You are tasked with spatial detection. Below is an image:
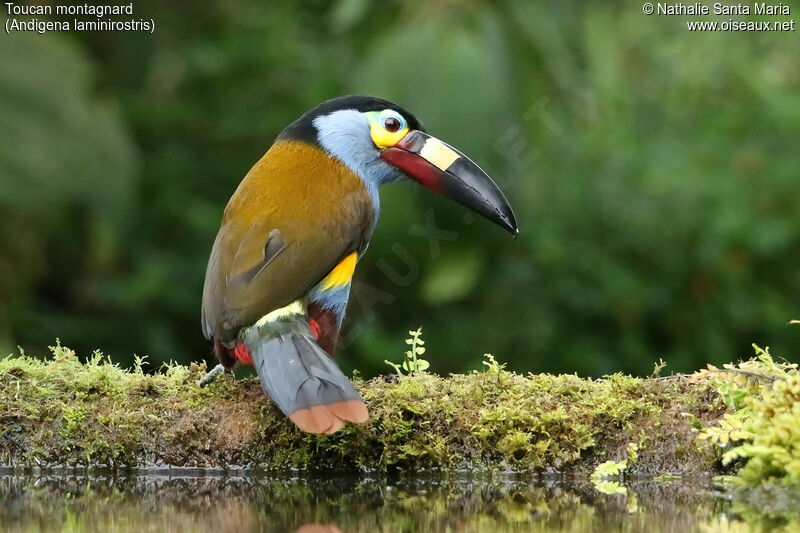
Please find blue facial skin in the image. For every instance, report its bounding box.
[313,109,407,213]
[309,109,410,318]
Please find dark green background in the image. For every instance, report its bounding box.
[2,1,799,377]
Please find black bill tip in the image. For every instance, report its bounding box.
[382,130,520,237]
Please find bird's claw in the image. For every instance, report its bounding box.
[198,364,230,387]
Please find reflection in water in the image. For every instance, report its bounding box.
[0,470,772,532]
[296,526,343,533]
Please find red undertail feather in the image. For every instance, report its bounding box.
[309,319,321,341]
[225,319,319,369]
[233,342,253,365]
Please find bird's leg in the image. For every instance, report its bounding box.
[198,363,231,387]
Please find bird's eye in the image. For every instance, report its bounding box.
[384,117,401,132]
[369,110,407,149]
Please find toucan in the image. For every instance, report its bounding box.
[201,96,518,434]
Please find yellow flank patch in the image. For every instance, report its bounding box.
[321,252,358,290]
[256,300,307,325]
[419,137,460,171]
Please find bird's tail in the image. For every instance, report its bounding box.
[240,303,368,434]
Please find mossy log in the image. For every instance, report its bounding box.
[0,345,727,474]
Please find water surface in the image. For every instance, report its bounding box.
[0,470,765,532]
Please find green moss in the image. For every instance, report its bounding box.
[1,344,729,474]
[697,345,800,488]
[735,375,800,485]
[0,341,238,468]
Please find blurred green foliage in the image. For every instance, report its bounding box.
[1,1,798,376]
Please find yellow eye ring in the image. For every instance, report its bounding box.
[368,110,409,149]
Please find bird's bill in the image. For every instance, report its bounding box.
[380,130,518,235]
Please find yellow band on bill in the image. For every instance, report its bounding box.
[419,137,460,171]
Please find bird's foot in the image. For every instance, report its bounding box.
[198,363,231,388]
